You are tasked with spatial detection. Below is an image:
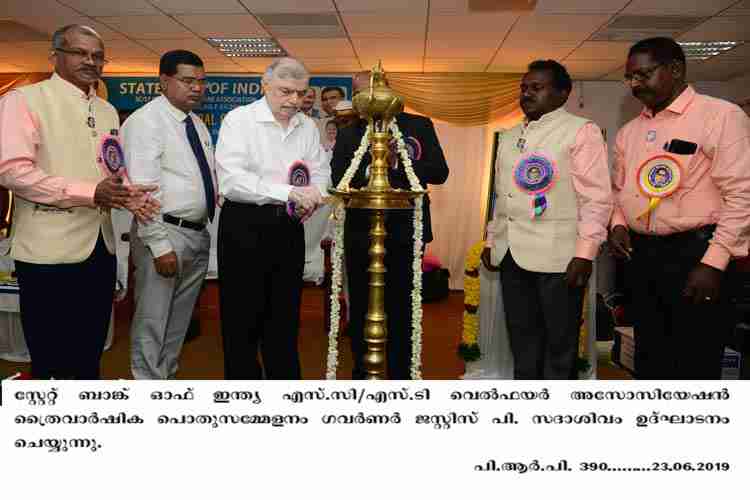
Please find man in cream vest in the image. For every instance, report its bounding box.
[0,25,158,379]
[482,60,613,379]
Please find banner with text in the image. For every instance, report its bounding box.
[104,76,353,143]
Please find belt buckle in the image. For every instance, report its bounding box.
[177,218,184,228]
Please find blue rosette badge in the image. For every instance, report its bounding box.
[97,133,128,180]
[513,153,557,218]
[286,160,311,221]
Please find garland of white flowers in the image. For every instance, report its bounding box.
[325,119,425,380]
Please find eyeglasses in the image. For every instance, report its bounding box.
[55,47,108,65]
[277,87,307,98]
[622,63,664,86]
[171,76,208,88]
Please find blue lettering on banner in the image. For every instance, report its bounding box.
[104,76,353,144]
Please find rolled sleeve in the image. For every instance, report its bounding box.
[569,122,614,260]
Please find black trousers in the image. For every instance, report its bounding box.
[217,201,304,380]
[345,219,416,380]
[627,227,727,379]
[499,251,585,380]
[14,232,115,379]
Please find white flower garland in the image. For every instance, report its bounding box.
[325,119,425,380]
[389,121,425,380]
[325,127,371,379]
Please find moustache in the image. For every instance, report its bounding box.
[521,98,534,105]
[632,89,651,99]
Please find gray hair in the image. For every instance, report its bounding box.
[51,24,102,51]
[262,57,309,84]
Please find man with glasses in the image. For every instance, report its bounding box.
[215,57,328,379]
[121,50,215,379]
[609,37,750,379]
[0,24,158,379]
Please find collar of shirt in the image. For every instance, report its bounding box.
[51,72,96,100]
[639,85,696,119]
[255,96,303,130]
[523,105,567,130]
[157,95,191,124]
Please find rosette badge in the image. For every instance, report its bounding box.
[97,132,127,178]
[636,155,683,222]
[286,160,311,220]
[514,153,557,218]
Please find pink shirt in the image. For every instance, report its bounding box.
[612,86,750,270]
[486,120,614,261]
[0,85,97,208]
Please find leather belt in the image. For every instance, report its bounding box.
[163,213,205,231]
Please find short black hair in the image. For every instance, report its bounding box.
[321,86,345,98]
[527,60,572,94]
[628,37,686,65]
[159,50,204,76]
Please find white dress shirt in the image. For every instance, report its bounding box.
[215,96,329,205]
[122,95,216,258]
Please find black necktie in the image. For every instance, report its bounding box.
[184,116,215,222]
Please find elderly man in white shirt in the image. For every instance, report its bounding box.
[122,50,216,379]
[215,57,327,380]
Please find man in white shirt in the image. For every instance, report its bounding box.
[215,57,328,379]
[122,50,216,379]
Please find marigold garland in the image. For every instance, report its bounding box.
[458,240,485,362]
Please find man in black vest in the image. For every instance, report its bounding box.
[331,71,449,379]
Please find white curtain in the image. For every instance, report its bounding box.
[428,122,488,290]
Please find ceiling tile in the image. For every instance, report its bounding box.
[149,0,248,14]
[137,38,225,59]
[93,16,195,39]
[428,12,518,38]
[174,15,268,37]
[679,17,750,42]
[720,1,750,16]
[104,39,158,60]
[335,0,427,13]
[506,14,612,42]
[425,38,498,59]
[535,0,629,14]
[57,0,159,16]
[623,0,736,16]
[342,14,427,39]
[566,41,631,61]
[359,58,423,72]
[0,0,78,17]
[278,38,356,58]
[429,0,469,13]
[11,16,126,40]
[563,59,623,78]
[238,0,335,13]
[303,57,361,72]
[351,37,424,56]
[233,57,277,72]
